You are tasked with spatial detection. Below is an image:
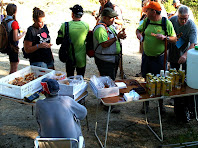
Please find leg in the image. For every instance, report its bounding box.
[76,66,86,77]
[66,62,75,77]
[10,62,18,74]
[8,51,19,74]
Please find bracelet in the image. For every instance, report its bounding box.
[36,44,39,49]
[115,35,118,40]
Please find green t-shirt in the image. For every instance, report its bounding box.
[94,25,121,54]
[58,21,89,67]
[138,18,176,56]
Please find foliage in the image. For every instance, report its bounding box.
[163,0,175,13]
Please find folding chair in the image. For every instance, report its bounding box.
[34,136,84,148]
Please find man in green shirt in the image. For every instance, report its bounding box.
[93,8,126,81]
[56,4,89,77]
[136,1,177,113]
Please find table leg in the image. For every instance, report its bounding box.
[83,99,89,131]
[194,95,198,121]
[32,106,34,115]
[144,100,163,142]
[95,99,111,148]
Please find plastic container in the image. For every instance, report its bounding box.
[0,66,55,99]
[58,75,85,96]
[89,76,119,98]
[187,46,198,89]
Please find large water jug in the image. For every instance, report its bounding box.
[187,46,198,89]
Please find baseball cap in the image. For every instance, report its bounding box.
[70,4,83,15]
[41,78,60,96]
[101,7,118,18]
[173,0,180,4]
[143,1,162,12]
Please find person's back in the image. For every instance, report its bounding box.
[36,96,87,139]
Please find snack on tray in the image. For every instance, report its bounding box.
[56,73,62,76]
[9,73,37,86]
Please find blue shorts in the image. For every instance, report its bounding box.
[30,61,54,69]
[141,52,165,78]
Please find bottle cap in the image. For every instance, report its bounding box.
[195,45,198,50]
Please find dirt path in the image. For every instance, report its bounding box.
[1,1,198,148]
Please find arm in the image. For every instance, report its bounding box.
[101,28,126,48]
[178,43,195,64]
[136,29,143,41]
[13,30,26,42]
[154,34,177,43]
[24,40,52,53]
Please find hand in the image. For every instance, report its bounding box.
[154,34,166,41]
[117,29,127,39]
[38,42,52,49]
[178,54,187,64]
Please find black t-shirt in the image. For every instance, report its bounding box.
[24,25,53,63]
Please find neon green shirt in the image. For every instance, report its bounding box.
[138,18,176,56]
[94,25,121,54]
[58,21,89,67]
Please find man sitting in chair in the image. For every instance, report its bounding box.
[35,78,87,146]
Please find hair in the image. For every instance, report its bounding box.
[178,5,189,15]
[73,13,82,18]
[33,7,45,21]
[104,2,114,9]
[6,4,17,19]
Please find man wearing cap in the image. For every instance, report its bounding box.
[136,1,177,113]
[36,78,87,146]
[170,0,194,21]
[56,4,89,77]
[93,7,126,81]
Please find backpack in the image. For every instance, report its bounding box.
[86,23,108,58]
[142,17,168,41]
[58,22,76,65]
[0,19,14,53]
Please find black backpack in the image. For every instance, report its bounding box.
[142,17,168,40]
[58,22,76,65]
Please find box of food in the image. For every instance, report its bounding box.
[89,76,119,98]
[0,66,55,99]
[53,71,66,80]
[58,75,86,96]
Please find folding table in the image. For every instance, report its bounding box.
[94,79,198,148]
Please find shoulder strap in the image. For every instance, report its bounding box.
[144,17,167,36]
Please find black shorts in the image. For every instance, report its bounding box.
[8,50,19,63]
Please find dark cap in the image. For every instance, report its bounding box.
[41,78,60,96]
[101,8,118,18]
[70,4,83,15]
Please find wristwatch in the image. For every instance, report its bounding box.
[166,36,170,41]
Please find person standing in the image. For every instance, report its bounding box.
[168,5,197,122]
[4,3,26,73]
[136,1,177,113]
[24,7,54,69]
[56,4,89,77]
[36,78,87,147]
[168,5,197,70]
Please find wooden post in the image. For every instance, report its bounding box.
[164,38,168,71]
